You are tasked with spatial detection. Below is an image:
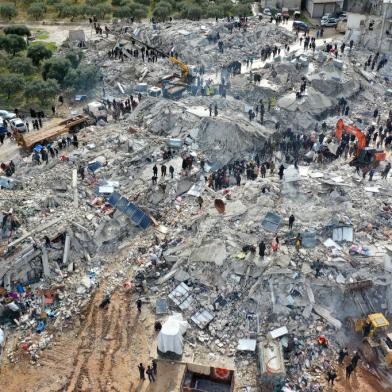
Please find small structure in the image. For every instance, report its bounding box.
[157,313,188,358]
[261,212,282,232]
[305,0,342,18]
[332,224,354,242]
[68,30,87,48]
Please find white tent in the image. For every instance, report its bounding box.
[157,313,188,355]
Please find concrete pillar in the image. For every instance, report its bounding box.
[62,234,71,265]
[72,169,78,208]
[41,247,51,277]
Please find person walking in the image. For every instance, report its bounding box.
[146,365,155,382]
[351,352,360,370]
[346,362,354,379]
[338,347,349,364]
[138,363,145,380]
[136,299,142,312]
[152,359,157,376]
[326,369,337,386]
[288,214,295,230]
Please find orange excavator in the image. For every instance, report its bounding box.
[335,119,386,167]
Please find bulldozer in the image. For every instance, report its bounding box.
[349,312,392,366]
[335,119,386,168]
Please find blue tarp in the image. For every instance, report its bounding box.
[33,144,44,152]
[88,161,103,173]
[106,191,152,230]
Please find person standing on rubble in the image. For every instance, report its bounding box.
[270,161,275,175]
[197,196,203,209]
[214,103,218,117]
[295,233,302,252]
[312,259,323,277]
[161,164,167,177]
[258,241,266,258]
[209,104,212,116]
[381,162,391,179]
[288,214,295,230]
[278,164,285,180]
[260,164,266,178]
[272,236,279,252]
[136,299,142,312]
[153,164,158,177]
[169,165,174,179]
[78,165,85,180]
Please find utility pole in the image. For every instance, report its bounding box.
[378,0,392,52]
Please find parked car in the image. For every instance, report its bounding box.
[282,8,289,18]
[0,110,16,120]
[321,14,331,21]
[293,21,310,31]
[10,118,27,133]
[321,17,337,27]
[263,8,272,16]
[293,11,301,19]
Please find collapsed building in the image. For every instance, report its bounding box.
[0,14,392,392]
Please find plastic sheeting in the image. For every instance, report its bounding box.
[0,328,4,346]
[157,313,189,355]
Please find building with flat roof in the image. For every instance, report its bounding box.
[306,0,343,17]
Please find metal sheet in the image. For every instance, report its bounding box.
[261,212,282,232]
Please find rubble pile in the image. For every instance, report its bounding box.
[0,14,391,392]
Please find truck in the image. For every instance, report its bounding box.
[83,101,107,121]
[14,114,95,150]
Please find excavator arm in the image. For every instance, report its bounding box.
[168,56,189,80]
[336,118,366,156]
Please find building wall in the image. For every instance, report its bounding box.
[264,0,301,9]
[306,0,315,16]
[306,1,338,17]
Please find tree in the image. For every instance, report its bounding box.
[113,5,132,18]
[64,65,100,91]
[27,44,53,66]
[42,57,72,87]
[0,3,18,20]
[0,51,9,69]
[111,0,125,5]
[65,50,83,68]
[153,2,172,20]
[0,73,25,99]
[85,0,106,5]
[128,2,148,20]
[234,3,251,16]
[0,34,27,56]
[62,4,85,18]
[183,4,202,20]
[28,2,47,20]
[95,3,112,18]
[134,0,150,5]
[25,79,59,105]
[54,2,69,17]
[4,25,31,37]
[206,5,224,18]
[9,57,34,75]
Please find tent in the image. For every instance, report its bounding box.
[157,313,188,356]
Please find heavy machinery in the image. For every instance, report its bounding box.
[15,114,95,150]
[121,32,190,82]
[346,280,392,366]
[336,119,386,167]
